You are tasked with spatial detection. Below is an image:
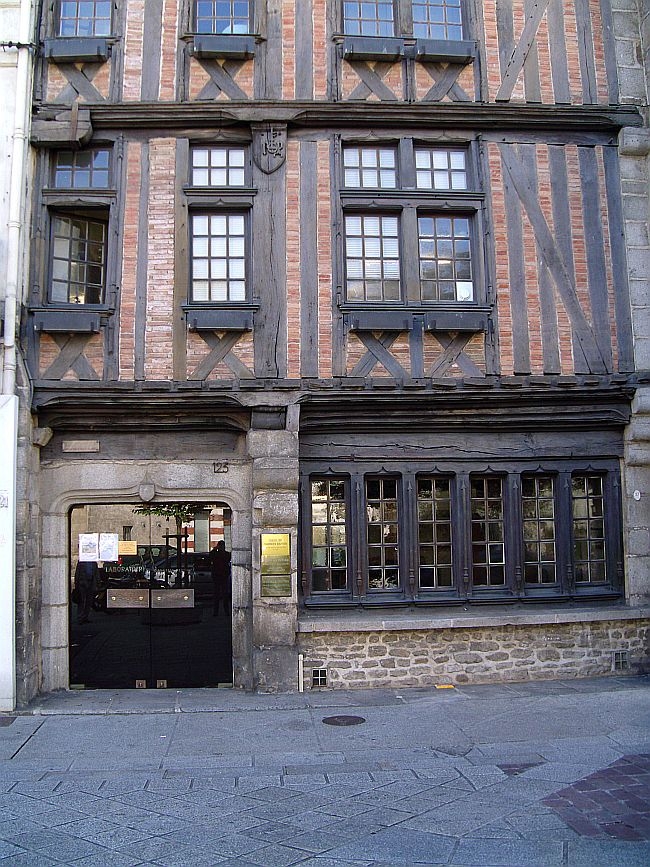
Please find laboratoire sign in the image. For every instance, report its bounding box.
[260,532,291,597]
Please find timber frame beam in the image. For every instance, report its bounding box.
[40,102,643,135]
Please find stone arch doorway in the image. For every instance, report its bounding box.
[68,501,234,689]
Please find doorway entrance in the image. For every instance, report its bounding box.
[68,503,233,689]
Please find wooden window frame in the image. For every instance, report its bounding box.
[339,0,474,63]
[308,477,351,595]
[193,0,254,35]
[52,148,112,190]
[183,143,259,328]
[56,0,112,37]
[41,148,116,310]
[48,211,108,306]
[301,462,623,608]
[189,210,250,305]
[338,138,486,321]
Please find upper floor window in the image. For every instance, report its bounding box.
[53,149,111,190]
[343,146,397,189]
[415,148,467,191]
[187,144,252,306]
[191,213,247,302]
[191,146,247,187]
[195,0,252,34]
[343,0,464,40]
[345,214,400,301]
[50,214,107,304]
[58,1,112,37]
[340,141,479,305]
[413,0,463,40]
[343,1,395,37]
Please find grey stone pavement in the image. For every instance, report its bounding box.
[1,676,650,866]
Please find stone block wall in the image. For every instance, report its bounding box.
[14,368,41,705]
[299,619,650,690]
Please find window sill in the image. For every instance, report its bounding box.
[298,602,644,633]
[43,37,111,63]
[413,38,476,63]
[340,306,490,333]
[31,306,110,333]
[191,34,257,59]
[183,304,257,331]
[341,35,405,61]
[339,35,475,63]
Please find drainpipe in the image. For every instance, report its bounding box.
[0,0,35,712]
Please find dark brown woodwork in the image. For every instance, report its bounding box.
[419,62,472,102]
[51,62,107,104]
[41,334,101,381]
[189,331,254,382]
[345,60,400,101]
[195,58,250,101]
[75,102,642,133]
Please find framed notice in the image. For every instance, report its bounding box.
[260,533,291,596]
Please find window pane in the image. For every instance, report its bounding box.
[54,149,111,189]
[412,0,464,40]
[415,148,467,190]
[345,214,401,302]
[418,214,474,301]
[522,476,557,586]
[50,214,106,304]
[418,476,453,590]
[471,477,505,586]
[59,0,112,36]
[572,475,607,584]
[342,146,397,189]
[191,213,247,302]
[195,0,251,33]
[365,478,399,590]
[191,147,247,186]
[344,0,395,36]
[310,479,349,592]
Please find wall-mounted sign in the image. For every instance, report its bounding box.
[118,540,138,555]
[260,533,291,596]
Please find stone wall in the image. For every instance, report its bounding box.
[299,618,650,690]
[616,0,650,607]
[15,366,42,705]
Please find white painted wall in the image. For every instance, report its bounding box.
[0,0,36,710]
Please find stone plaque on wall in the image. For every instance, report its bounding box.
[261,533,291,596]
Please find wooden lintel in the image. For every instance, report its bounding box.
[41,101,643,135]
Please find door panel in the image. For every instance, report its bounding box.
[69,504,233,689]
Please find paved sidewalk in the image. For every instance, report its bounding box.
[1,677,650,866]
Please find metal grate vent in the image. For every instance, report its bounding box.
[612,650,629,672]
[312,668,328,687]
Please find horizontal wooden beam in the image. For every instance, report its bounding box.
[31,101,642,137]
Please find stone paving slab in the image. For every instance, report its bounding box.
[0,676,650,864]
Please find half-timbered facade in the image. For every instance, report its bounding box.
[13,0,650,700]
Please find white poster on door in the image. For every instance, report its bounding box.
[78,533,99,561]
[99,533,119,562]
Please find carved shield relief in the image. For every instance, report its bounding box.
[252,124,287,174]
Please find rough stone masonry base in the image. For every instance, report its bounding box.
[298,610,650,690]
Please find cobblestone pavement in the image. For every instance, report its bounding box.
[1,676,650,865]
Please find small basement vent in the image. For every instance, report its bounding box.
[312,668,328,687]
[612,650,629,672]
